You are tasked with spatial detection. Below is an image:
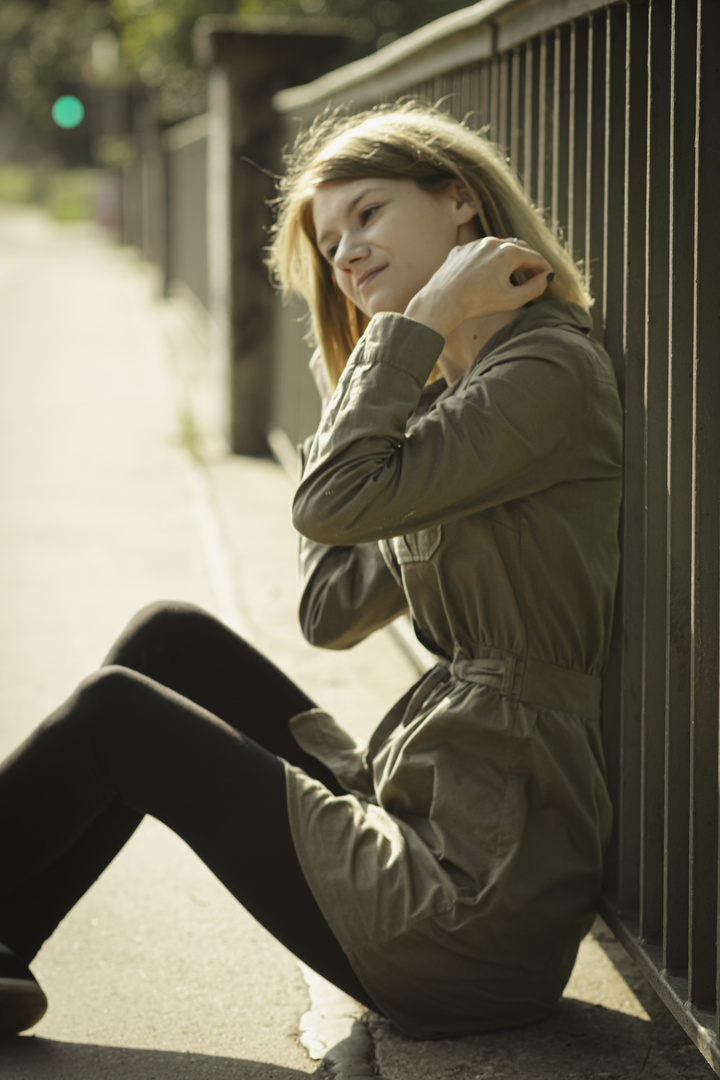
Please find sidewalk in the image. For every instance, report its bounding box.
[0,206,324,1080]
[0,206,713,1080]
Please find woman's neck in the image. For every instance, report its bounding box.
[437,310,519,385]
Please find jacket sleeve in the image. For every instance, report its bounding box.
[292,312,598,546]
[298,534,408,649]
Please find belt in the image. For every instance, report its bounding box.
[449,651,602,720]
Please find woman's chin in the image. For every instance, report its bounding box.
[363,298,407,318]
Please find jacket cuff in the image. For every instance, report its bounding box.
[360,313,445,387]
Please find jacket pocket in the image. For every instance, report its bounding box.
[391,525,443,564]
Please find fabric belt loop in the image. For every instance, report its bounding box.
[501,655,517,697]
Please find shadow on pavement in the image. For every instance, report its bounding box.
[368,995,714,1079]
[0,1036,322,1079]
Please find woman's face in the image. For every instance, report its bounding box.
[312,177,478,318]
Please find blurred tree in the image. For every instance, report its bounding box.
[0,0,471,160]
[0,1,135,162]
[108,0,471,120]
[110,0,237,121]
[0,0,92,158]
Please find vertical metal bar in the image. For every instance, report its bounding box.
[600,11,635,920]
[498,50,511,157]
[591,9,626,905]
[689,0,720,1012]
[603,6,626,369]
[432,76,440,106]
[510,46,525,184]
[488,54,501,143]
[586,12,607,340]
[536,32,554,221]
[455,68,466,110]
[479,60,492,133]
[566,24,577,261]
[434,72,454,109]
[569,20,589,272]
[543,34,555,225]
[537,32,548,214]
[589,14,621,902]
[524,38,538,201]
[536,33,547,213]
[553,25,571,242]
[664,0,695,978]
[467,62,482,129]
[639,0,671,945]
[460,64,474,119]
[411,80,433,105]
[449,69,464,119]
[607,2,641,920]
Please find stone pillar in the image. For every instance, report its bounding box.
[195,18,348,455]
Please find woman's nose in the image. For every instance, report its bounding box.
[334,233,367,269]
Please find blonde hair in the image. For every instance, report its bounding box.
[268,101,590,389]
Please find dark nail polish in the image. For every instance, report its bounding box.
[547,271,555,283]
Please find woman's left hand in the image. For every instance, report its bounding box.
[404,237,553,339]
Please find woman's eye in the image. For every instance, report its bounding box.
[325,244,338,262]
[360,205,379,224]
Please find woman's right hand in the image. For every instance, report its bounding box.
[404,237,553,339]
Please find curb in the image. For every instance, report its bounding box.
[298,965,378,1079]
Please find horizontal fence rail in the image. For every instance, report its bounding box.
[275,0,720,1070]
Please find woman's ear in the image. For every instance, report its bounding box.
[449,181,482,241]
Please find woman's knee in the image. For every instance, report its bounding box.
[36,667,147,753]
[103,600,218,669]
[120,599,209,642]
[47,667,175,806]
[74,665,147,718]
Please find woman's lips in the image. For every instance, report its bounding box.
[358,266,386,290]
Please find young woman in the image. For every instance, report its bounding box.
[0,103,622,1040]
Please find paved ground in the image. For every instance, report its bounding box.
[0,207,324,1079]
[0,206,715,1079]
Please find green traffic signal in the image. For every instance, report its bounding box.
[52,96,85,129]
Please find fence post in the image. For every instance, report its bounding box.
[194,18,348,456]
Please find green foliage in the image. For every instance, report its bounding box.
[110,0,238,120]
[0,163,97,221]
[0,0,471,153]
[250,0,467,52]
[0,0,99,138]
[0,164,41,203]
[95,133,138,168]
[45,168,98,220]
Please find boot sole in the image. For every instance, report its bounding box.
[0,977,48,1035]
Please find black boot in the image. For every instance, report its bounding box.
[0,942,47,1035]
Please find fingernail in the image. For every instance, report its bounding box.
[547,272,555,283]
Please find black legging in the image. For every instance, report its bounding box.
[0,601,376,1009]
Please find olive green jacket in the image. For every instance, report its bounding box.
[284,302,622,1037]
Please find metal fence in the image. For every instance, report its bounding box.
[163,113,210,311]
[160,112,208,308]
[275,0,720,1070]
[120,111,209,311]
